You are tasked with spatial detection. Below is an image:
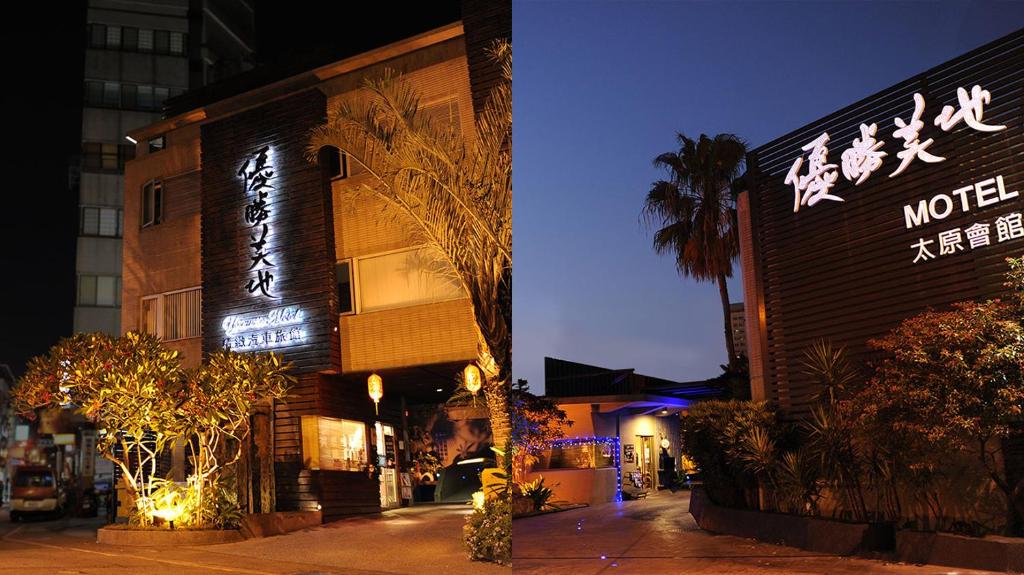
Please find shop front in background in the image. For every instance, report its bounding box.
[302,416,402,510]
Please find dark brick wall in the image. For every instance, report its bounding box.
[461,0,511,115]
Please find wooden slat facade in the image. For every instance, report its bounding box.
[744,30,1024,417]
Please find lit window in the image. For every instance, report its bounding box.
[356,248,463,312]
[302,416,368,472]
[140,288,202,340]
[163,289,202,340]
[141,180,163,228]
[80,207,123,237]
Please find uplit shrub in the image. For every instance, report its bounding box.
[463,496,511,565]
[680,400,782,509]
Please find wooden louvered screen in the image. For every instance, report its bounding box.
[745,29,1024,418]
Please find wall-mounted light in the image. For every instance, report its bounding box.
[125,135,138,144]
[368,373,383,415]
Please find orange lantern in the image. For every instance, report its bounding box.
[463,364,482,397]
[368,373,383,415]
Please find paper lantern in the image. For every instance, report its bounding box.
[368,373,383,415]
[463,364,482,396]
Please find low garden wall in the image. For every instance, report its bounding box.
[689,487,1024,573]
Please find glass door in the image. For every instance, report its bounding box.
[375,422,400,509]
[637,435,655,490]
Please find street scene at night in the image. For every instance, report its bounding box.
[2,0,512,572]
[4,0,1024,574]
[512,1,1024,574]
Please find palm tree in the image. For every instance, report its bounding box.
[641,133,747,370]
[306,41,511,448]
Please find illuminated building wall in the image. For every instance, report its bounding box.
[740,29,1024,417]
[123,21,490,520]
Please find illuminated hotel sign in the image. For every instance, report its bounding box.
[222,145,307,351]
[782,84,1020,264]
[221,306,306,351]
[238,145,278,298]
[785,84,1008,213]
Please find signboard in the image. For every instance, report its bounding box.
[200,89,336,373]
[745,30,1024,415]
[623,444,635,464]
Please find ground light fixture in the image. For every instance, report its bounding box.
[367,373,383,415]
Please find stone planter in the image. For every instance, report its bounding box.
[689,487,1024,573]
[97,526,244,546]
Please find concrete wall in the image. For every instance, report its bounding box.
[524,467,618,506]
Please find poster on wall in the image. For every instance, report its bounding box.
[623,444,635,464]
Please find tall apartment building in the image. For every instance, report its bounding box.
[76,0,254,336]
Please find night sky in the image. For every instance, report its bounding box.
[0,1,459,377]
[513,1,1024,392]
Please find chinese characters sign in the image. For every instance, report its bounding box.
[238,146,277,298]
[786,84,1008,213]
[221,306,306,350]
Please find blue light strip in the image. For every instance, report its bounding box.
[548,436,622,502]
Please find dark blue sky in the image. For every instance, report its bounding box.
[512,0,1024,392]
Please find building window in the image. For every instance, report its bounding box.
[139,29,153,52]
[81,206,124,237]
[88,24,106,48]
[122,27,139,51]
[140,288,202,341]
[103,82,120,107]
[422,98,461,135]
[336,260,354,314]
[141,180,163,228]
[169,32,185,55]
[81,142,135,173]
[154,30,170,54]
[148,135,165,153]
[105,25,121,49]
[301,416,368,472]
[325,148,348,180]
[78,275,121,307]
[355,248,463,313]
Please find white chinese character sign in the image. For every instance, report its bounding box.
[778,83,1020,266]
[223,145,308,352]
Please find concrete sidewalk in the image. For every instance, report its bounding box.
[0,504,507,574]
[511,490,997,574]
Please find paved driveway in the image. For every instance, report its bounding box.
[512,491,997,574]
[0,504,506,574]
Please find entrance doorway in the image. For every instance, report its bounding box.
[375,422,400,509]
[636,435,655,490]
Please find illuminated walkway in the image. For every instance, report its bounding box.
[0,504,504,574]
[512,490,996,574]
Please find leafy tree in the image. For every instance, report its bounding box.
[856,298,1024,534]
[306,41,512,447]
[12,332,293,528]
[509,379,572,483]
[642,133,747,370]
[178,350,294,525]
[12,332,184,526]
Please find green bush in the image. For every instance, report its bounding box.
[680,400,782,509]
[463,497,511,565]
